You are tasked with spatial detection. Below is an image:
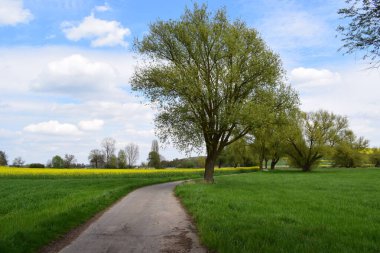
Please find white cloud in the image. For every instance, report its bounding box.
[290,67,341,88]
[24,121,82,136]
[298,66,380,146]
[61,14,130,47]
[79,119,104,131]
[32,54,118,95]
[94,3,111,12]
[0,0,33,26]
[0,46,174,164]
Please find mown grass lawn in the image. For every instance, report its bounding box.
[176,168,380,253]
[0,166,257,253]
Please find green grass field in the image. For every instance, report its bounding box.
[0,167,257,253]
[176,168,380,253]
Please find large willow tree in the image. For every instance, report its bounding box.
[132,5,287,182]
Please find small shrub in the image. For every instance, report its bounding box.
[29,163,45,168]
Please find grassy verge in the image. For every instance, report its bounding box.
[0,166,257,253]
[175,168,380,253]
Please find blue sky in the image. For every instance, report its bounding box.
[0,0,379,164]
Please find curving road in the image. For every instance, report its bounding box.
[59,181,207,253]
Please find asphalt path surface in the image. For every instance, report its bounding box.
[59,181,207,253]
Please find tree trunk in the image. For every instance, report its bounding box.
[270,157,280,170]
[259,158,264,170]
[264,159,268,170]
[302,164,311,172]
[204,154,216,183]
[270,160,276,170]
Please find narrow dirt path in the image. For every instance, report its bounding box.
[59,181,207,253]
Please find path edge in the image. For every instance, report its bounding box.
[39,180,185,253]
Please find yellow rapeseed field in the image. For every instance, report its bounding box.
[0,166,258,176]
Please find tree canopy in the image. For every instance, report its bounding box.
[337,0,380,67]
[0,150,8,166]
[125,143,139,168]
[332,130,369,167]
[132,4,293,182]
[286,110,349,171]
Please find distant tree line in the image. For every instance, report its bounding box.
[46,154,85,168]
[0,137,140,169]
[88,137,140,168]
[1,131,380,170]
[161,157,206,168]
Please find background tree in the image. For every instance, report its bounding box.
[369,148,380,167]
[88,149,105,168]
[117,149,127,168]
[63,154,76,168]
[223,138,253,168]
[101,137,116,168]
[216,150,228,168]
[250,130,270,170]
[148,140,160,169]
[333,130,369,167]
[12,157,25,167]
[29,163,45,168]
[148,151,161,169]
[286,110,349,172]
[108,155,118,169]
[132,4,289,182]
[125,143,139,168]
[151,140,159,153]
[337,0,380,67]
[266,128,289,170]
[51,155,64,168]
[0,150,8,166]
[250,83,299,170]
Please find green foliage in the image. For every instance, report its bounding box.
[286,110,349,171]
[132,4,289,181]
[88,149,105,168]
[176,159,196,168]
[250,84,299,170]
[107,155,118,169]
[332,130,369,167]
[28,163,45,168]
[337,0,380,67]
[333,144,367,168]
[117,149,127,168]
[370,148,380,167]
[148,151,161,169]
[51,155,64,168]
[176,168,380,253]
[161,157,206,168]
[147,140,161,169]
[0,150,8,166]
[221,138,255,167]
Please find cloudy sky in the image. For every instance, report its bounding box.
[0,0,379,165]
